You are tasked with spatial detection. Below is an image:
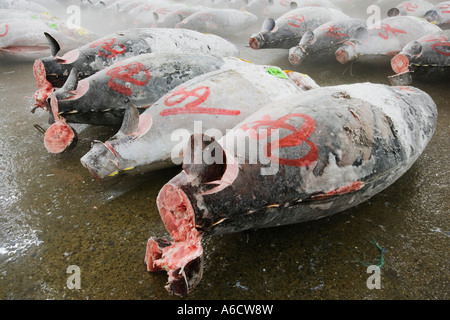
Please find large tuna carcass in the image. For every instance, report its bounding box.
[0,0,52,14]
[145,83,437,297]
[386,0,435,17]
[389,29,450,85]
[244,0,341,19]
[175,8,258,37]
[288,18,367,66]
[424,1,450,30]
[335,16,442,65]
[80,64,318,180]
[249,6,350,49]
[32,28,239,110]
[0,16,97,61]
[40,53,251,154]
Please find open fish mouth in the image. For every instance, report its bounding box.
[145,183,204,297]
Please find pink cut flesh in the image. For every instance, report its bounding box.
[33,59,53,110]
[391,54,410,74]
[145,183,203,296]
[44,94,76,154]
[44,122,76,154]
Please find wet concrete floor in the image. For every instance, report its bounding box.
[0,20,449,301]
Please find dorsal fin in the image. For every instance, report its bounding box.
[118,104,140,136]
[62,68,79,92]
[44,32,61,57]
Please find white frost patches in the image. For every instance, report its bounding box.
[298,152,377,195]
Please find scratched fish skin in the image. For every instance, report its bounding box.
[389,29,450,85]
[387,0,435,17]
[146,82,437,297]
[80,64,318,180]
[32,28,239,109]
[249,6,350,49]
[424,1,450,30]
[48,53,249,127]
[335,16,442,65]
[0,18,96,61]
[176,8,258,36]
[288,18,367,66]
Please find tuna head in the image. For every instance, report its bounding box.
[335,26,369,64]
[80,105,153,180]
[249,17,276,50]
[288,30,314,65]
[391,40,423,73]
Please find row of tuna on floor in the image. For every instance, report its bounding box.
[1,1,446,297]
[30,27,440,297]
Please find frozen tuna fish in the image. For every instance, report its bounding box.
[288,18,367,65]
[146,82,437,297]
[0,18,96,61]
[80,64,318,180]
[335,16,442,65]
[249,6,350,49]
[176,8,258,36]
[389,29,450,85]
[32,28,239,110]
[245,0,340,19]
[424,1,450,30]
[387,0,435,17]
[41,53,249,153]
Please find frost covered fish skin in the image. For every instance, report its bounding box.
[387,0,435,17]
[335,16,442,65]
[288,18,367,66]
[389,29,450,85]
[146,83,437,297]
[32,28,239,109]
[424,1,450,30]
[249,6,349,49]
[80,64,318,180]
[47,53,249,127]
[175,8,258,36]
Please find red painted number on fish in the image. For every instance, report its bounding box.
[90,38,126,59]
[106,62,150,96]
[439,4,450,13]
[0,24,8,37]
[398,3,418,11]
[241,114,319,167]
[378,24,407,39]
[160,86,240,116]
[422,35,450,56]
[319,25,349,39]
[284,13,305,28]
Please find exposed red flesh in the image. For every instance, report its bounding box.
[335,49,348,64]
[33,59,53,110]
[44,93,77,154]
[249,37,259,50]
[391,53,410,74]
[44,122,76,154]
[146,183,203,296]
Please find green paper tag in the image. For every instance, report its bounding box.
[266,67,288,79]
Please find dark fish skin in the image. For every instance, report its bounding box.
[390,29,450,85]
[50,53,245,127]
[288,18,367,66]
[147,83,437,297]
[34,28,239,88]
[249,7,349,49]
